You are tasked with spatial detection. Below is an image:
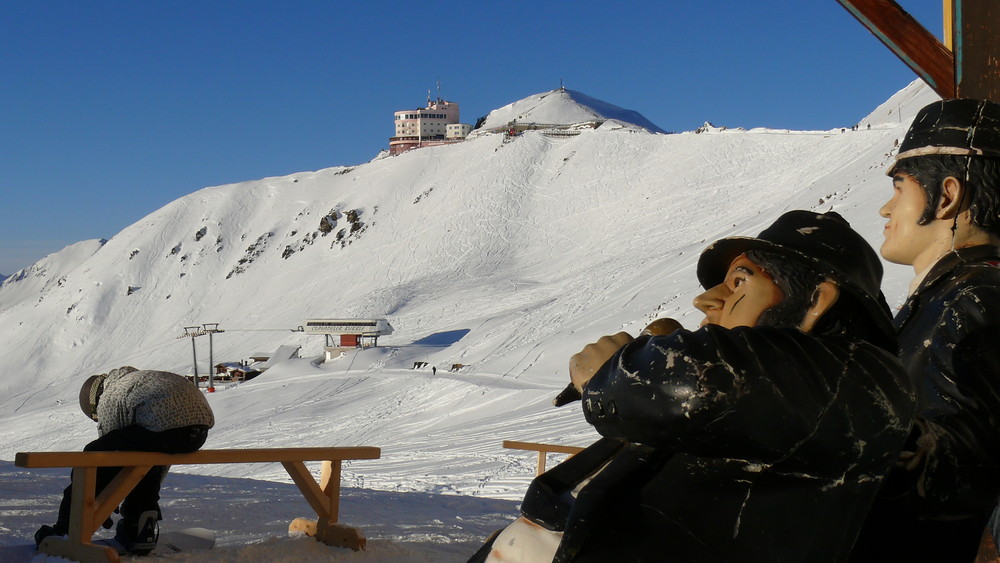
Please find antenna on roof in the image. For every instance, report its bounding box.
[560,78,565,92]
[437,79,442,102]
[427,89,431,107]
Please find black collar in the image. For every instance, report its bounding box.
[912,245,1000,298]
[894,245,1000,330]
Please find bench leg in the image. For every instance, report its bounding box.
[289,517,366,551]
[94,465,155,527]
[68,466,99,546]
[320,458,340,523]
[41,465,153,563]
[46,466,121,562]
[282,460,365,551]
[69,465,154,538]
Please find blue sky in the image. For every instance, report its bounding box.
[0,1,943,275]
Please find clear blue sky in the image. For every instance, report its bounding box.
[0,1,942,275]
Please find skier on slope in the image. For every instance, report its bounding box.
[34,367,215,555]
[471,211,917,562]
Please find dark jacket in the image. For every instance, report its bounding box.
[541,325,914,562]
[852,245,1000,561]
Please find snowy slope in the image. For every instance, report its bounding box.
[0,240,105,312]
[860,79,940,127]
[0,81,938,561]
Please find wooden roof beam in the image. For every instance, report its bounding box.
[837,0,955,98]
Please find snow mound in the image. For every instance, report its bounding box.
[477,88,667,134]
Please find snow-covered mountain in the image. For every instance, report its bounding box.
[0,82,939,559]
[476,88,668,133]
[0,239,106,312]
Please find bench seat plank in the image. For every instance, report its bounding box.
[15,447,380,468]
[501,441,584,455]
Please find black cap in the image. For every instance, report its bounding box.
[697,210,894,338]
[888,98,1000,175]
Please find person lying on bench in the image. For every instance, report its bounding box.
[34,366,215,555]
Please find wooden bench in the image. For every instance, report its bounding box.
[15,446,380,563]
[502,440,585,476]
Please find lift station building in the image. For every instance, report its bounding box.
[302,318,393,348]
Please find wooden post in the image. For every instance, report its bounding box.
[944,0,953,50]
[952,0,1000,100]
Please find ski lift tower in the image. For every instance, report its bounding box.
[180,326,203,387]
[178,323,224,391]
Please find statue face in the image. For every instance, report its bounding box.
[694,254,784,329]
[879,172,937,268]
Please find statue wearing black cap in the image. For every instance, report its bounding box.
[851,98,1000,562]
[470,211,916,563]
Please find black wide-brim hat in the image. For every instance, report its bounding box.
[697,210,894,338]
[888,98,1000,175]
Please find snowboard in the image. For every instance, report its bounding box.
[155,527,216,554]
[95,527,216,555]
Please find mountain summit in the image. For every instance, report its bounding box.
[477,88,668,133]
